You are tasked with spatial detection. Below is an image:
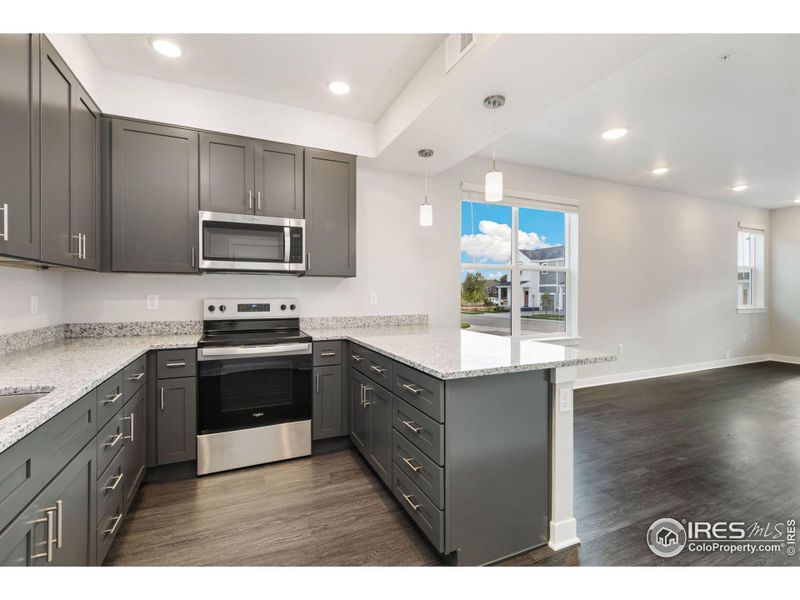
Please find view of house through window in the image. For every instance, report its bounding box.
[737,227,765,309]
[460,197,574,338]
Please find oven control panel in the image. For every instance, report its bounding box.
[203,298,299,320]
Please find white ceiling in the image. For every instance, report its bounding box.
[84,33,445,122]
[481,34,800,209]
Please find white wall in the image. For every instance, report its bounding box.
[769,206,800,358]
[62,168,452,325]
[0,268,63,334]
[437,157,771,381]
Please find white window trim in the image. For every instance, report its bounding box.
[460,185,579,340]
[736,223,767,312]
[736,307,767,314]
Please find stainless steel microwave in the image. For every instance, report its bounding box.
[198,211,305,273]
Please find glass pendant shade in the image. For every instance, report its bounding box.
[419,201,433,227]
[485,169,503,202]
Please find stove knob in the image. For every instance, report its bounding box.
[219,305,227,312]
[208,305,216,313]
[290,304,296,311]
[281,304,287,311]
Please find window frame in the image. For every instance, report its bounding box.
[736,224,766,313]
[460,187,579,340]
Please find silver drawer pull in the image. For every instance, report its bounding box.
[401,492,421,511]
[103,432,123,448]
[402,383,423,395]
[127,372,145,381]
[351,354,363,362]
[30,509,55,561]
[362,385,373,407]
[103,473,124,491]
[103,514,123,536]
[165,360,186,368]
[122,412,135,442]
[401,420,423,434]
[402,456,423,473]
[320,351,337,357]
[370,364,387,374]
[102,392,123,405]
[0,203,8,242]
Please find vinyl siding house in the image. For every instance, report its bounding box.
[488,246,566,312]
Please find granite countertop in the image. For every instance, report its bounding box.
[305,326,615,380]
[0,334,200,454]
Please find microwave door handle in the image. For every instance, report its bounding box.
[284,227,291,263]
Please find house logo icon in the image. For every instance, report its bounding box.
[647,518,687,558]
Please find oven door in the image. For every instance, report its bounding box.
[197,343,312,434]
[198,211,305,272]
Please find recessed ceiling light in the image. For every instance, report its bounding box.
[601,126,630,140]
[328,81,350,95]
[151,38,182,58]
[731,183,749,192]
[651,166,670,175]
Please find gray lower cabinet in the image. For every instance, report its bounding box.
[349,369,370,455]
[348,368,392,487]
[156,376,197,465]
[109,118,199,273]
[304,148,356,277]
[312,365,342,440]
[121,387,146,513]
[0,34,40,261]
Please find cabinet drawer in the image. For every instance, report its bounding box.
[96,485,124,565]
[40,389,97,484]
[96,370,125,428]
[0,430,42,535]
[96,444,125,526]
[394,363,444,423]
[393,398,444,466]
[392,430,443,509]
[393,467,443,552]
[156,348,196,379]
[123,355,147,399]
[313,341,342,366]
[350,344,393,388]
[96,409,125,477]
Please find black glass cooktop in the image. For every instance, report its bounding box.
[199,318,311,348]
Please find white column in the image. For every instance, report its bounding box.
[549,365,580,551]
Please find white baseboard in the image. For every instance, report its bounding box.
[768,354,800,365]
[575,354,771,389]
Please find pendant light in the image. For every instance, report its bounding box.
[418,148,434,227]
[484,94,505,202]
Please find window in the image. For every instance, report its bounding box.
[737,225,765,310]
[460,187,578,339]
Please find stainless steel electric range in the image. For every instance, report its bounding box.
[196,298,312,476]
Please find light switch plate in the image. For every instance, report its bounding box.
[146,295,159,310]
[30,294,39,315]
[369,292,378,306]
[559,389,572,413]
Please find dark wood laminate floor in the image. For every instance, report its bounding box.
[105,362,800,566]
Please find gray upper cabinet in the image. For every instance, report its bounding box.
[254,141,303,218]
[156,376,197,465]
[304,148,356,277]
[70,85,100,270]
[39,36,74,267]
[199,132,254,215]
[0,34,39,261]
[110,119,199,273]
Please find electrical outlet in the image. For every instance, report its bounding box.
[559,389,572,413]
[369,292,378,306]
[30,294,39,315]
[742,332,748,343]
[146,295,159,310]
[724,349,731,359]
[617,343,624,354]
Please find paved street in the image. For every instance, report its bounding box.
[461,311,565,337]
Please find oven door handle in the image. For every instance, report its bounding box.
[198,343,312,361]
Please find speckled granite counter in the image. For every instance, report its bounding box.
[304,326,615,380]
[0,334,200,454]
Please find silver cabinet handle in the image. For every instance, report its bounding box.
[102,392,123,405]
[165,360,186,368]
[80,233,86,260]
[191,246,196,268]
[307,252,310,271]
[402,456,423,473]
[31,509,55,561]
[320,351,336,357]
[103,514,123,536]
[55,500,62,549]
[0,203,8,241]
[351,354,363,363]
[103,472,124,491]
[401,420,423,434]
[402,383,423,395]
[160,386,165,411]
[362,385,373,407]
[401,492,421,511]
[103,432,123,448]
[256,191,262,211]
[315,372,320,394]
[248,190,253,210]
[70,234,81,257]
[127,372,144,381]
[370,364,387,374]
[122,412,134,442]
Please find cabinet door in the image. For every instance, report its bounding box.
[199,132,254,215]
[254,141,303,218]
[0,34,39,261]
[27,441,96,566]
[312,365,342,440]
[0,511,36,566]
[349,370,369,455]
[121,387,146,513]
[366,384,392,486]
[156,377,197,465]
[111,119,199,273]
[39,36,74,267]
[70,84,100,270]
[304,148,356,276]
